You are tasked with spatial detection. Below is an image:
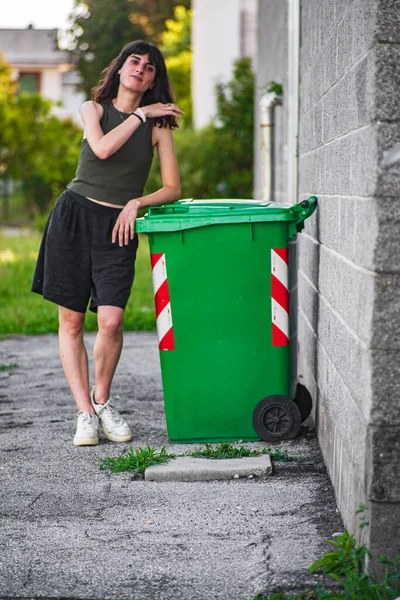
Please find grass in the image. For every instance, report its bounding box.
[1,191,30,227]
[0,230,155,335]
[99,442,301,477]
[189,442,299,462]
[100,445,173,475]
[0,363,19,371]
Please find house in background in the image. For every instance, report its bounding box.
[0,26,85,125]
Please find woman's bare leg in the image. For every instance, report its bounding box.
[92,306,124,404]
[58,306,93,413]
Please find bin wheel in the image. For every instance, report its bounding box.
[252,396,302,442]
[294,383,313,423]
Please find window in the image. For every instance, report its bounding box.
[18,72,40,94]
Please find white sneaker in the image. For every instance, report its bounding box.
[73,411,100,446]
[90,388,132,443]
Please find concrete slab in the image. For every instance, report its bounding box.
[145,455,273,482]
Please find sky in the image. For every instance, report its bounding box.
[0,0,75,31]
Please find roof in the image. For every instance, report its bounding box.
[0,27,69,66]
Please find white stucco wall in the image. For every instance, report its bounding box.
[192,0,241,128]
[58,81,85,125]
[40,68,63,102]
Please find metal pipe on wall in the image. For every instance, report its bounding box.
[259,92,282,202]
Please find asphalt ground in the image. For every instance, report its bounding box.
[0,332,342,600]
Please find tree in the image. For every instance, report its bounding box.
[2,93,82,216]
[68,0,190,98]
[0,53,81,220]
[161,5,191,57]
[161,6,192,125]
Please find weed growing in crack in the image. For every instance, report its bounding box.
[189,442,301,462]
[0,363,19,371]
[99,446,175,475]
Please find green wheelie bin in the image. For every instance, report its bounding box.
[135,197,317,443]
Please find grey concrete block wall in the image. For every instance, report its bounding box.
[297,0,400,559]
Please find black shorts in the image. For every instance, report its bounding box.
[31,189,139,313]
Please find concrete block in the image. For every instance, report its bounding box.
[298,234,320,287]
[374,197,400,273]
[339,261,375,345]
[297,315,318,415]
[323,143,338,195]
[298,271,319,340]
[324,136,352,195]
[299,102,324,155]
[337,197,378,271]
[145,455,273,482]
[316,314,372,423]
[303,198,321,240]
[370,349,400,425]
[350,125,378,196]
[377,122,400,197]
[297,309,318,373]
[299,150,325,198]
[320,196,400,274]
[313,195,376,271]
[322,86,336,144]
[367,424,400,502]
[317,298,372,415]
[368,501,400,561]
[352,0,376,62]
[323,33,338,94]
[351,198,380,270]
[322,0,336,40]
[313,52,326,100]
[315,348,368,526]
[336,7,355,81]
[317,195,341,253]
[309,0,324,57]
[339,197,355,261]
[334,0,352,27]
[375,45,400,121]
[318,246,343,319]
[317,245,375,345]
[314,99,323,148]
[375,0,400,43]
[353,52,376,128]
[372,273,400,351]
[299,112,311,155]
[322,75,357,142]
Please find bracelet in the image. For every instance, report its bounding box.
[135,107,146,123]
[131,112,143,124]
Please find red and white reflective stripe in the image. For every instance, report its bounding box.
[150,253,175,350]
[271,248,289,346]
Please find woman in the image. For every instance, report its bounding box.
[32,41,183,446]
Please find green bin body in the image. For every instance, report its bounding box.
[136,198,317,443]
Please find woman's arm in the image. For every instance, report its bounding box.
[81,101,183,161]
[112,126,181,246]
[81,101,142,160]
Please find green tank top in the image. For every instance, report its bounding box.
[67,102,154,205]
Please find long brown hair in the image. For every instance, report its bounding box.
[92,41,178,129]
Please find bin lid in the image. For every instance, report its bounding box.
[136,197,317,235]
